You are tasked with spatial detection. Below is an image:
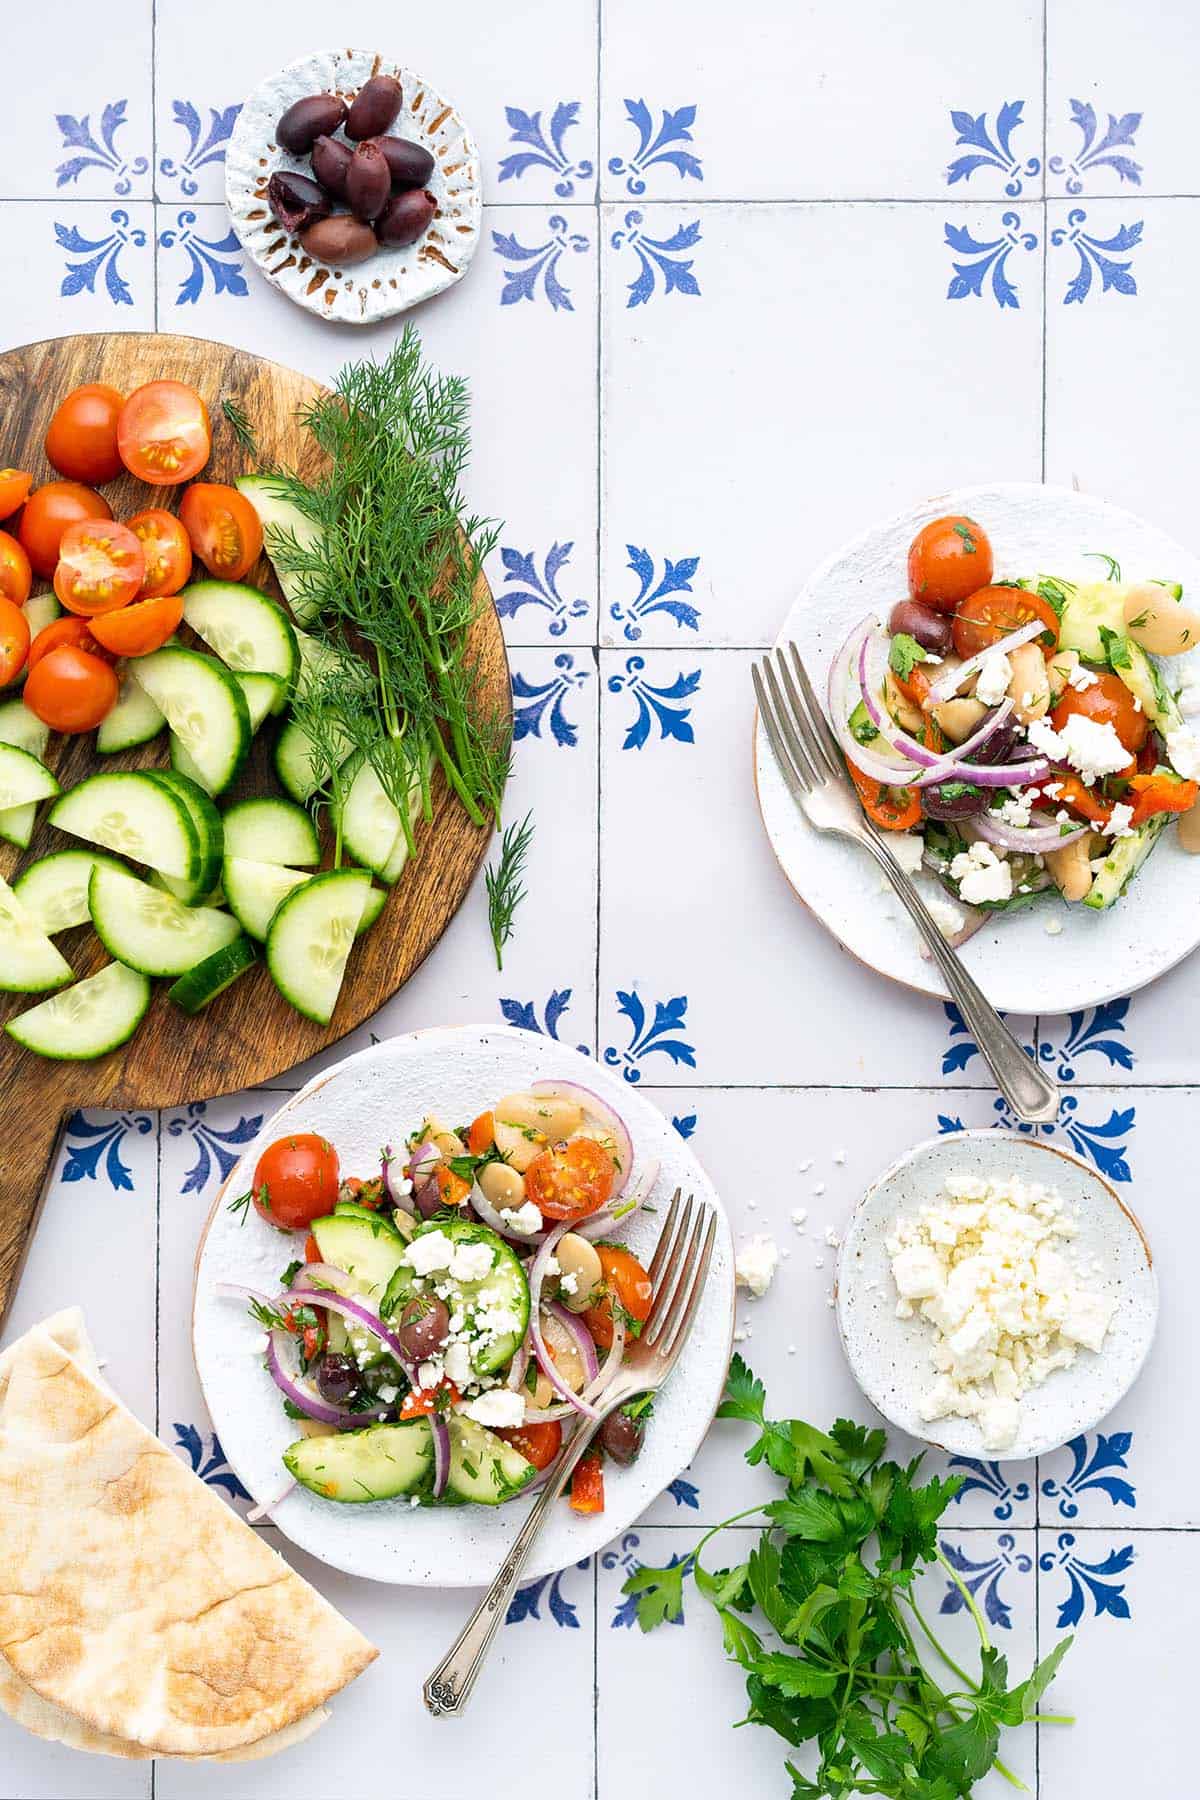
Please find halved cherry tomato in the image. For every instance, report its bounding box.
[127,508,192,598]
[53,518,145,616]
[525,1136,616,1222]
[179,482,263,581]
[90,593,183,657]
[27,616,115,672]
[117,380,211,485]
[434,1163,472,1208]
[18,481,111,579]
[0,470,33,520]
[0,598,30,686]
[583,1245,654,1351]
[44,383,124,485]
[1050,671,1148,755]
[467,1112,495,1155]
[1127,770,1199,826]
[23,644,118,733]
[398,1380,462,1420]
[951,585,1060,661]
[0,531,31,606]
[569,1447,605,1514]
[907,515,994,612]
[497,1420,563,1471]
[244,1133,340,1231]
[847,759,923,831]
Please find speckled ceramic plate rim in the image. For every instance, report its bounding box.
[225,46,481,325]
[754,482,1200,1014]
[192,1024,735,1587]
[834,1130,1158,1461]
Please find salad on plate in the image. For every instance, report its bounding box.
[831,511,1200,931]
[221,1081,660,1516]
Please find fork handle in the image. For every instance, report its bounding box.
[864,835,1058,1125]
[422,1418,603,1717]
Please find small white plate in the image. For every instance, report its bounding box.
[193,1025,735,1587]
[226,47,481,325]
[754,482,1200,1014]
[835,1130,1157,1461]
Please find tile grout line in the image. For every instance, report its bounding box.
[594,11,603,1793]
[12,192,1197,206]
[1036,15,1047,1797]
[150,0,159,329]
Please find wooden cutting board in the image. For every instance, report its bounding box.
[0,331,509,1325]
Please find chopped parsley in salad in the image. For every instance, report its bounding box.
[833,513,1200,927]
[222,1086,658,1515]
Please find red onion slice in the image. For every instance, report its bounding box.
[287,1285,416,1377]
[922,755,1051,790]
[912,700,1014,787]
[266,1328,391,1428]
[469,1179,548,1245]
[857,631,947,770]
[544,1299,601,1386]
[407,1139,441,1216]
[927,619,1046,704]
[529,1080,635,1195]
[974,811,1089,853]
[826,619,924,783]
[528,1224,601,1421]
[430,1414,450,1498]
[577,1158,660,1241]
[506,1332,532,1392]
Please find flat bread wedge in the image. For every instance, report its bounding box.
[0,1322,376,1756]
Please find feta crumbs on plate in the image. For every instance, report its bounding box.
[735,1234,779,1298]
[886,1170,1117,1450]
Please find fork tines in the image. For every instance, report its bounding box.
[752,642,845,795]
[643,1188,717,1365]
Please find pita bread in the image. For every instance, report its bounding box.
[0,1319,376,1756]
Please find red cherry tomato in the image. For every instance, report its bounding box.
[27,616,115,672]
[496,1421,563,1471]
[89,593,183,657]
[117,380,211,485]
[467,1111,495,1155]
[1050,670,1149,756]
[951,585,1061,661]
[23,644,118,732]
[44,383,124,485]
[0,597,30,686]
[0,470,33,520]
[524,1137,616,1222]
[569,1447,605,1514]
[179,482,263,581]
[582,1245,653,1351]
[907,516,994,612]
[0,530,32,606]
[245,1133,340,1231]
[397,1380,462,1420]
[53,518,146,616]
[127,508,192,598]
[18,481,111,579]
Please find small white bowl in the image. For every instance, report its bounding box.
[835,1131,1157,1461]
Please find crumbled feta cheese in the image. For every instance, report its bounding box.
[812,1181,826,1196]
[1028,714,1132,784]
[1102,802,1135,840]
[733,1327,749,1343]
[499,1200,543,1237]
[949,840,1013,905]
[443,1341,472,1387]
[463,1389,526,1428]
[559,1270,579,1296]
[887,831,925,875]
[1044,915,1064,936]
[735,1234,779,1297]
[833,1149,847,1165]
[823,1225,841,1248]
[376,1384,399,1405]
[997,788,1034,829]
[1067,664,1098,692]
[798,1158,813,1174]
[449,1241,495,1283]
[791,1207,808,1230]
[926,893,966,938]
[416,1359,444,1392]
[1165,724,1200,781]
[248,1333,269,1357]
[404,1230,455,1276]
[974,650,1012,707]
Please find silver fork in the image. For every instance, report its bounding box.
[423,1189,716,1717]
[753,643,1058,1126]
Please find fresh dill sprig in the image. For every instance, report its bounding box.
[287,652,377,865]
[485,811,534,970]
[222,396,260,459]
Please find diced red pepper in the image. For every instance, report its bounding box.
[398,1380,462,1420]
[570,1448,605,1514]
[1127,770,1200,827]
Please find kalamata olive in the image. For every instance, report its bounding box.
[599,1410,644,1466]
[299,214,378,266]
[888,598,954,656]
[345,74,403,141]
[346,140,392,222]
[921,780,987,821]
[965,717,1020,767]
[394,1294,450,1364]
[276,92,347,154]
[368,134,436,190]
[316,1352,361,1406]
[267,170,331,235]
[311,133,354,199]
[376,188,437,248]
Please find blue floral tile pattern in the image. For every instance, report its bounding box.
[1041,1432,1137,1518]
[55,101,148,194]
[1053,211,1141,305]
[1041,1533,1134,1628]
[172,1423,250,1501]
[166,1102,263,1195]
[512,654,591,748]
[944,213,1037,310]
[497,543,589,636]
[946,1456,1032,1523]
[499,990,590,1055]
[946,101,1040,197]
[607,657,700,749]
[609,546,702,642]
[603,1534,689,1626]
[56,211,146,306]
[1049,102,1143,194]
[603,992,695,1084]
[607,101,703,195]
[499,103,593,198]
[611,211,702,308]
[159,210,248,305]
[939,1534,1032,1630]
[158,100,242,196]
[506,1558,589,1627]
[61,1110,152,1190]
[493,217,590,311]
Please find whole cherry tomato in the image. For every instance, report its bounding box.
[23,644,118,732]
[0,530,32,606]
[18,481,111,579]
[0,470,33,519]
[907,515,994,613]
[44,383,124,485]
[951,585,1061,661]
[243,1133,340,1231]
[1050,669,1149,755]
[0,597,30,686]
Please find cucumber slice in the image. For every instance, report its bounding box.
[311,1207,411,1304]
[357,885,386,935]
[88,864,241,977]
[0,743,59,810]
[168,933,257,1013]
[130,647,251,795]
[96,669,166,753]
[222,796,319,867]
[284,1418,433,1504]
[13,849,128,935]
[0,806,35,850]
[445,1417,537,1507]
[236,476,325,626]
[336,753,400,876]
[274,715,352,805]
[265,869,369,1023]
[6,961,151,1060]
[7,596,61,687]
[48,772,199,881]
[1056,578,1131,663]
[1085,806,1172,910]
[182,581,299,694]
[0,700,50,759]
[382,1218,530,1377]
[223,855,311,941]
[236,670,287,730]
[146,770,223,903]
[0,877,73,992]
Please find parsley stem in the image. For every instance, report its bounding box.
[901,1596,1025,1791]
[936,1548,992,1651]
[902,1593,976,1692]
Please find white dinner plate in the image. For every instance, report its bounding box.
[754,482,1200,1014]
[193,1024,735,1586]
[835,1131,1157,1461]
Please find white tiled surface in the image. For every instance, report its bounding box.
[0,3,1193,1795]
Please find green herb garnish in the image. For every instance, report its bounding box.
[1098,625,1132,671]
[1083,551,1121,582]
[485,810,535,970]
[848,699,879,745]
[953,521,978,554]
[888,634,928,681]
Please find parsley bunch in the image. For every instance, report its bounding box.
[624,1358,1072,1798]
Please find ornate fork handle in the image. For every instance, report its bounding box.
[422,1417,605,1717]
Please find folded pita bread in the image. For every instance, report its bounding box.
[0,1314,376,1758]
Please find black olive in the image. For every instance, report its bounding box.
[599,1410,644,1466]
[316,1352,361,1406]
